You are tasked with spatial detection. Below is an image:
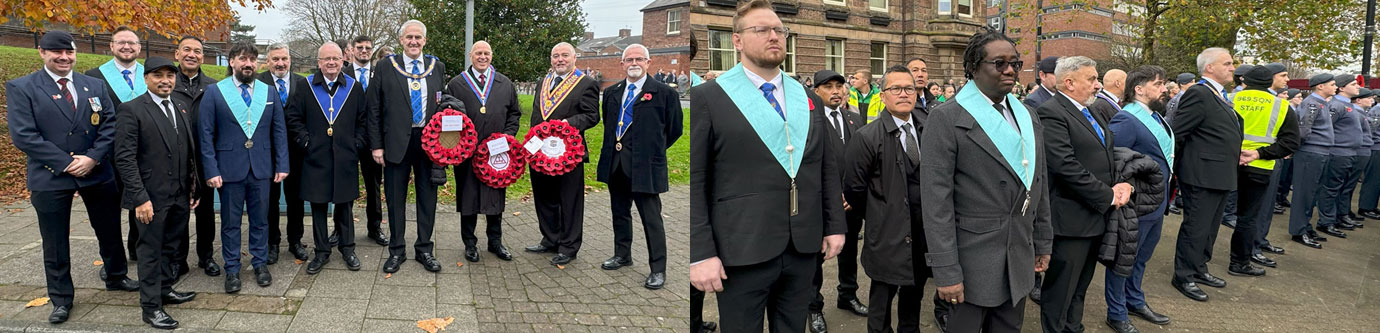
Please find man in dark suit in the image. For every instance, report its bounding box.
[1036,56,1132,333]
[444,41,520,263]
[170,36,221,278]
[83,26,148,264]
[199,41,290,293]
[689,1,846,331]
[806,69,868,332]
[112,57,199,330]
[595,43,683,289]
[287,43,367,274]
[1022,56,1059,111]
[259,43,311,265]
[341,35,388,246]
[920,28,1052,332]
[367,20,448,274]
[524,42,600,266]
[6,30,138,324]
[905,57,937,112]
[1169,47,1242,302]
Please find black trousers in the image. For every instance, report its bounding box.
[948,297,1026,333]
[135,198,188,314]
[460,214,503,248]
[1040,236,1099,333]
[359,147,385,235]
[310,202,354,255]
[384,128,438,257]
[608,168,666,273]
[691,285,707,332]
[718,246,815,333]
[531,163,585,256]
[177,183,217,267]
[268,146,305,248]
[1232,170,1272,265]
[1275,158,1294,204]
[867,281,922,333]
[1173,183,1229,282]
[811,208,864,312]
[31,180,128,307]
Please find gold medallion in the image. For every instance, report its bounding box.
[90,113,99,126]
[409,80,421,90]
[245,140,254,149]
[480,106,487,114]
[327,127,334,136]
[615,142,622,151]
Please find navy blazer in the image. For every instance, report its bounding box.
[5,70,116,191]
[1109,109,1173,217]
[197,79,289,182]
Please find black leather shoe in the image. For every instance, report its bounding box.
[1250,254,1277,268]
[1228,263,1265,276]
[1106,319,1139,333]
[99,268,107,281]
[808,311,827,333]
[343,252,361,271]
[1129,305,1171,325]
[368,231,389,246]
[289,243,310,261]
[383,255,404,273]
[105,277,139,291]
[49,304,70,323]
[1172,281,1208,301]
[266,246,280,265]
[1167,205,1182,215]
[1273,205,1286,215]
[142,309,178,330]
[550,253,576,265]
[1221,219,1237,229]
[488,244,513,261]
[329,231,339,247]
[699,321,718,333]
[1259,244,1285,254]
[417,253,442,272]
[306,255,329,275]
[644,272,666,290]
[161,290,196,304]
[254,266,272,287]
[464,247,480,262]
[225,275,242,294]
[1349,212,1364,221]
[1278,199,1291,208]
[1308,230,1328,241]
[837,299,869,316]
[1363,210,1380,220]
[1317,225,1348,238]
[1030,273,1043,304]
[1292,234,1323,249]
[525,244,555,253]
[1337,220,1357,230]
[200,259,222,276]
[601,256,633,270]
[171,263,189,283]
[1191,273,1226,288]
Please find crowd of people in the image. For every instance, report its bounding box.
[689,0,1372,332]
[8,19,685,330]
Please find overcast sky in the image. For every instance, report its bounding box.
[235,0,647,42]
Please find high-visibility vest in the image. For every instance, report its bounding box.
[849,85,886,122]
[1233,89,1287,170]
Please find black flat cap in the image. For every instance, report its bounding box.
[1309,74,1335,87]
[1176,73,1196,85]
[39,31,75,50]
[1336,74,1358,88]
[143,56,177,75]
[1038,56,1059,74]
[1233,64,1255,77]
[1243,65,1275,87]
[813,70,847,87]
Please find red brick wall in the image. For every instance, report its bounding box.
[579,52,690,89]
[1003,1,1124,83]
[642,6,691,50]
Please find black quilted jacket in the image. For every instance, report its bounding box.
[1100,148,1166,277]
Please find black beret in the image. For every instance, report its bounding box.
[143,56,177,75]
[1263,63,1287,75]
[1357,88,1374,99]
[1233,64,1255,77]
[1309,74,1335,87]
[39,30,75,50]
[1176,73,1197,85]
[1336,74,1357,88]
[1038,56,1059,74]
[812,70,847,87]
[1287,88,1301,99]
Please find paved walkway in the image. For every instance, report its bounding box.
[0,186,690,332]
[703,202,1380,332]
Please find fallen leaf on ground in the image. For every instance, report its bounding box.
[385,273,392,279]
[24,297,48,308]
[93,260,103,266]
[416,316,455,333]
[556,264,566,270]
[512,212,521,216]
[294,259,304,265]
[7,208,22,213]
[456,262,463,267]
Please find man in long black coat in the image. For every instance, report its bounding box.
[286,43,367,274]
[524,42,601,266]
[444,41,521,262]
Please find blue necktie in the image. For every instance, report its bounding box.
[1151,111,1168,130]
[358,68,368,89]
[410,60,424,124]
[618,83,637,137]
[760,83,784,120]
[239,83,252,106]
[276,78,287,104]
[120,69,133,89]
[1222,89,1231,101]
[1081,107,1105,145]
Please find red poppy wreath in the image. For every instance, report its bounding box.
[523,120,586,176]
[421,107,478,166]
[472,133,527,188]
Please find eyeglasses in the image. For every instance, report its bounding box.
[621,57,648,63]
[979,59,1024,71]
[738,26,789,37]
[113,41,139,47]
[883,87,918,96]
[319,57,343,62]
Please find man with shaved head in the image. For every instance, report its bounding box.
[443,40,521,263]
[1090,69,1127,120]
[524,41,600,266]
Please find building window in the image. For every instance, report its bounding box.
[708,28,736,71]
[783,34,797,75]
[823,0,846,6]
[940,0,972,16]
[938,0,952,15]
[870,0,887,11]
[958,0,973,16]
[870,42,886,78]
[988,0,1002,7]
[826,38,845,73]
[667,10,682,35]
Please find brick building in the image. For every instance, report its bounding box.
[0,21,232,61]
[577,0,693,89]
[990,0,1130,83]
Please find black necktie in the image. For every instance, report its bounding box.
[830,110,845,140]
[551,76,563,92]
[994,102,1018,131]
[161,100,177,133]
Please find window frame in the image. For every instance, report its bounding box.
[938,0,953,15]
[707,28,737,71]
[825,38,846,74]
[667,10,683,35]
[869,0,888,11]
[869,42,887,79]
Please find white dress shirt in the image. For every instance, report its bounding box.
[44,67,78,107]
[743,69,786,112]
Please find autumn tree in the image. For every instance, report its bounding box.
[410,0,587,82]
[0,0,273,39]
